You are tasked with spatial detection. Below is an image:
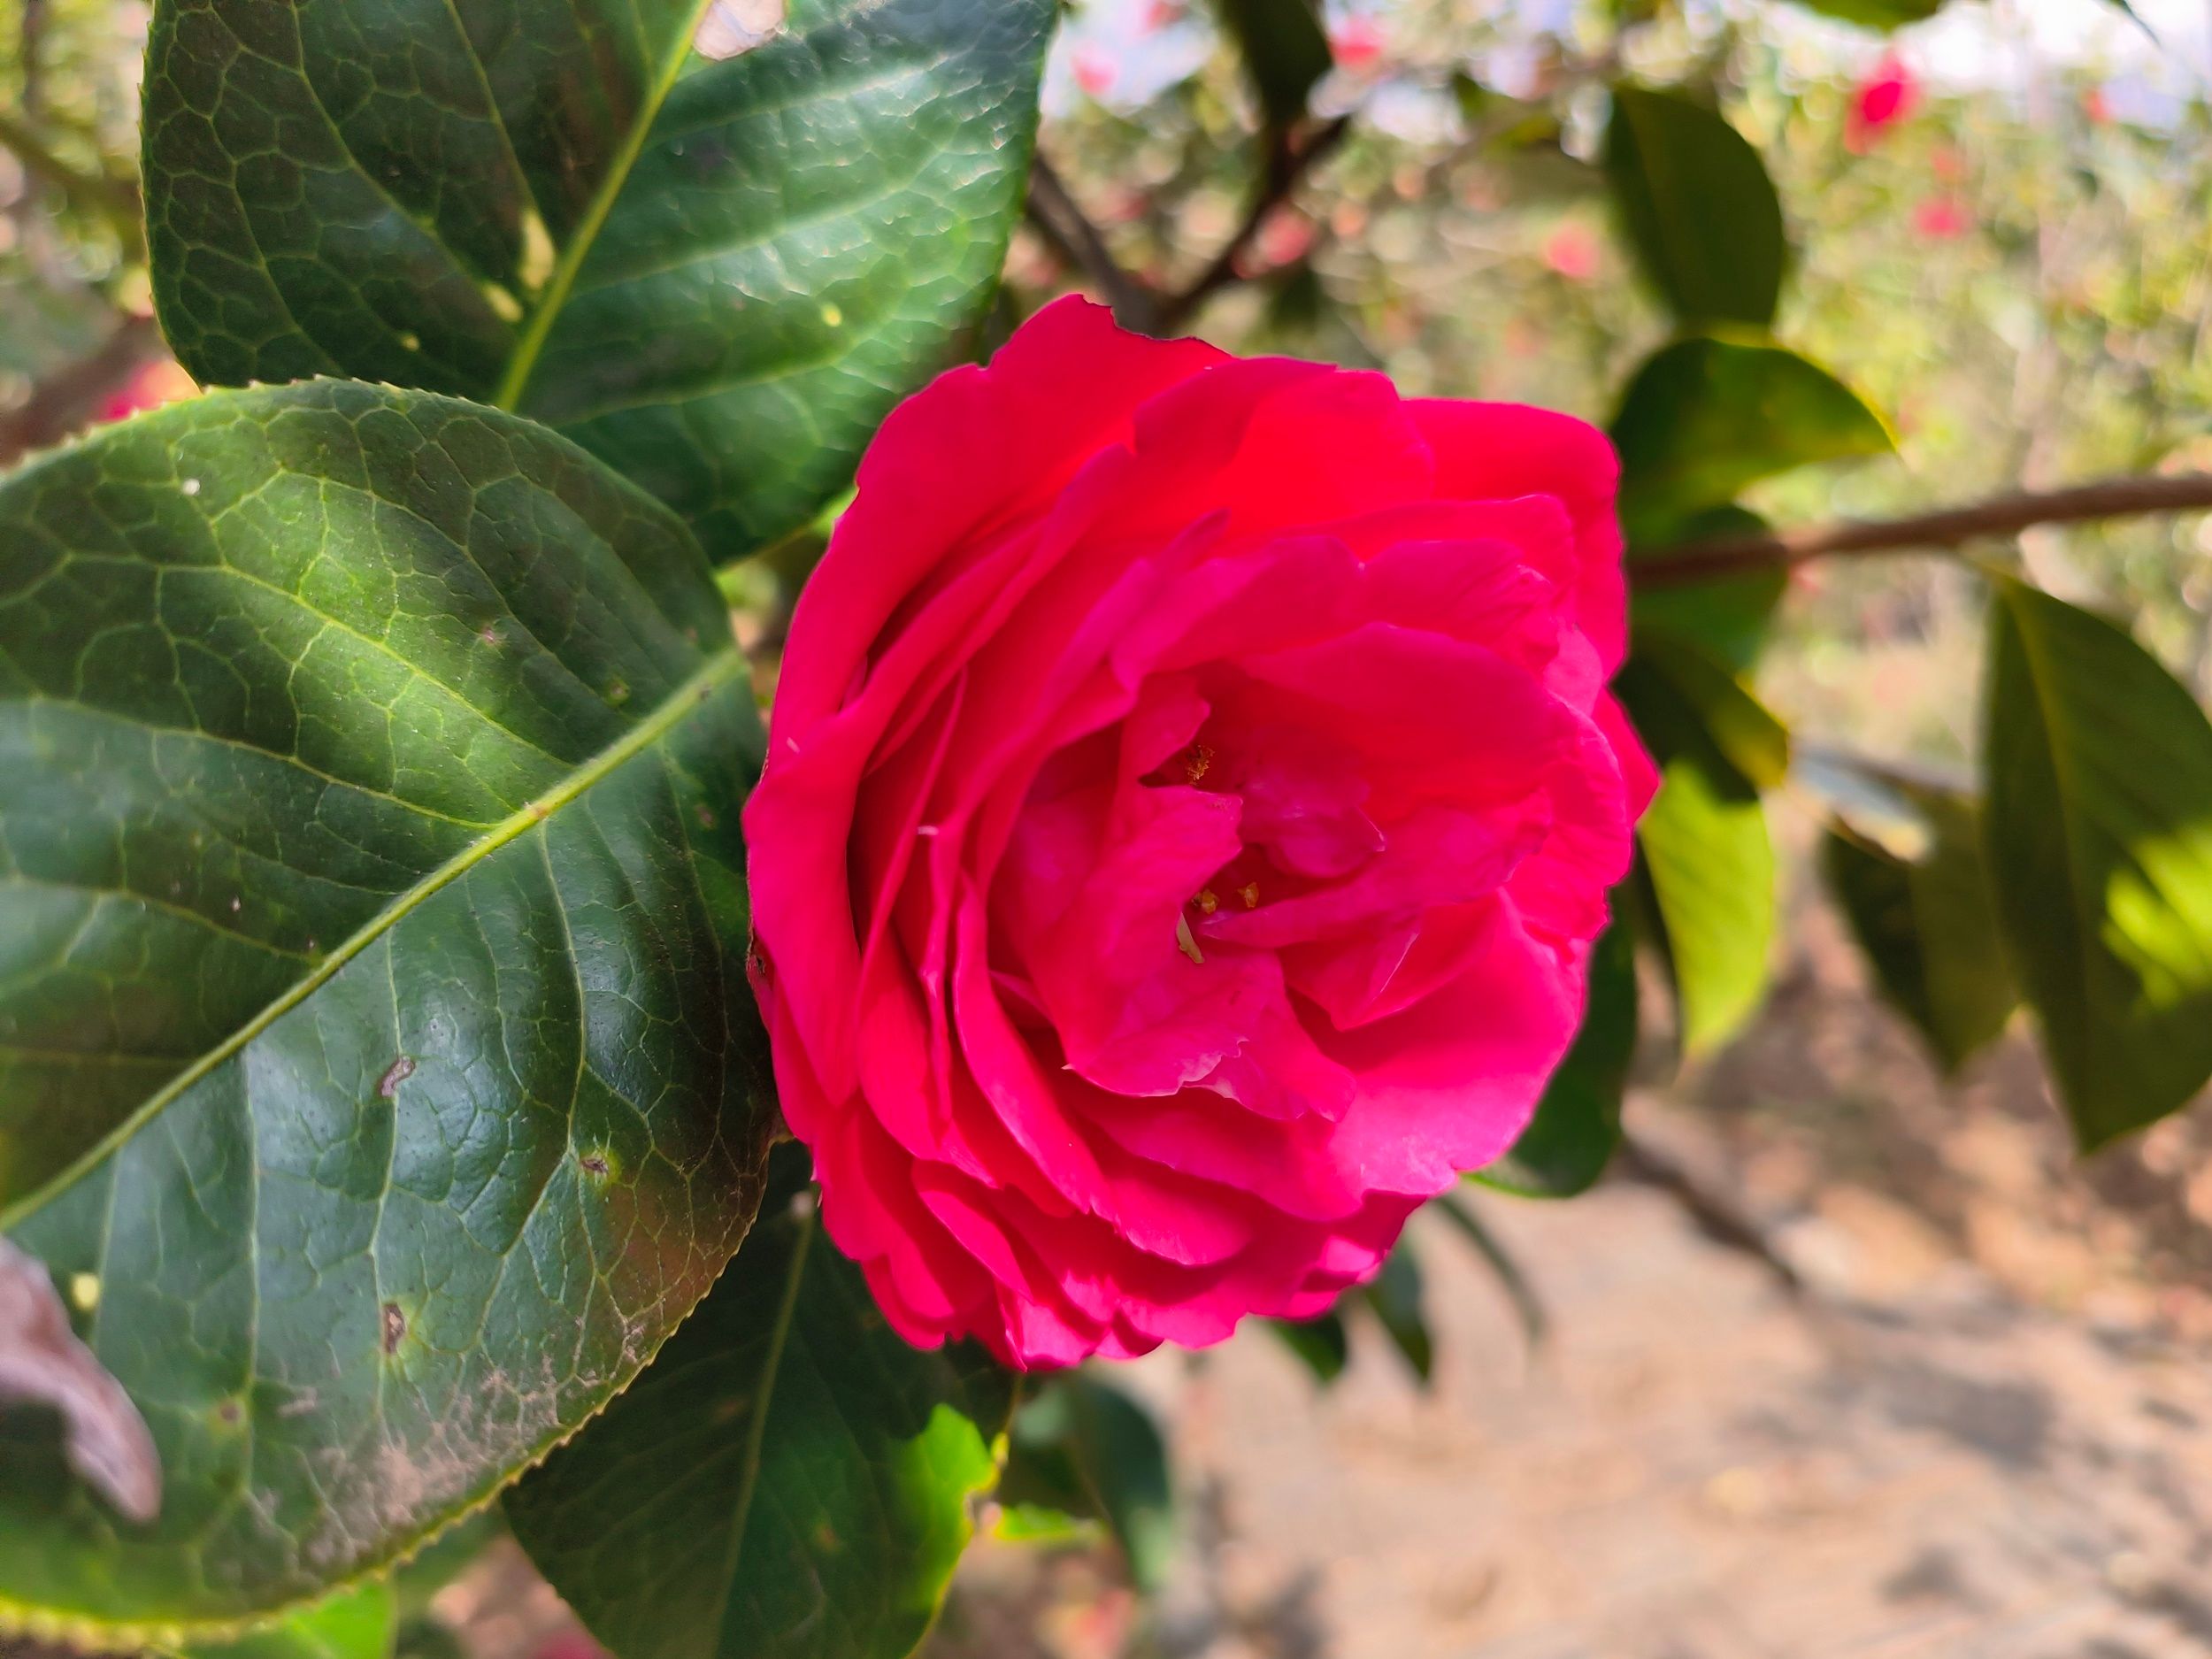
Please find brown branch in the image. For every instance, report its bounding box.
[1152,115,1350,335]
[0,313,163,467]
[1024,152,1156,332]
[1634,471,2212,588]
[1615,1128,1803,1296]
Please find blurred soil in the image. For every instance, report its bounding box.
[926,889,2212,1659]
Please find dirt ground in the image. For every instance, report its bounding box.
[928,896,2212,1659]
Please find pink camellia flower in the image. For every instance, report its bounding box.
[1913,196,1970,241]
[743,297,1652,1367]
[1543,223,1602,282]
[1328,15,1386,72]
[1846,53,1917,152]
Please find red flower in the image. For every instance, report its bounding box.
[1913,196,1970,241]
[1846,53,1917,153]
[1543,223,1601,283]
[742,299,1651,1367]
[1328,15,1386,73]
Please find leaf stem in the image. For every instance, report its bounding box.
[491,0,718,411]
[1633,471,2212,588]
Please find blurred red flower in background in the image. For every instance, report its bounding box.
[1846,54,1917,153]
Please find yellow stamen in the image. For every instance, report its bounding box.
[1175,913,1206,965]
[1195,887,1219,915]
[1239,882,1260,909]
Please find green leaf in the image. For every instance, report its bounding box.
[1603,85,1786,330]
[1263,1310,1348,1384]
[1785,0,1945,27]
[1476,918,1636,1198]
[1983,576,2212,1148]
[1611,337,1893,543]
[1001,1375,1175,1595]
[173,1585,396,1659]
[1615,639,1780,1055]
[1821,786,2016,1073]
[0,381,777,1636]
[1360,1240,1432,1385]
[1629,504,1788,674]
[1210,0,1333,134]
[504,1162,1015,1659]
[142,0,1054,559]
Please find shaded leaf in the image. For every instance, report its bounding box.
[1604,85,1786,329]
[1360,1240,1432,1385]
[1821,785,2016,1073]
[0,382,776,1635]
[1983,576,2212,1148]
[1611,337,1893,542]
[1264,1310,1348,1385]
[0,1239,157,1525]
[1629,504,1788,673]
[143,0,1054,558]
[1476,918,1636,1198]
[1002,1375,1175,1595]
[1211,0,1332,134]
[505,1161,1014,1659]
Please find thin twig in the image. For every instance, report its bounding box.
[0,109,142,252]
[1153,115,1350,335]
[1024,151,1156,331]
[1634,471,2212,587]
[1615,1128,1803,1296]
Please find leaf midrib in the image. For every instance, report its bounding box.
[491,0,723,411]
[0,644,747,1233]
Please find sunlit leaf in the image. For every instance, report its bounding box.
[173,1584,396,1659]
[1983,575,2212,1148]
[1611,337,1893,542]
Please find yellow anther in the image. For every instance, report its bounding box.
[1185,742,1214,785]
[1239,882,1260,909]
[1195,888,1219,915]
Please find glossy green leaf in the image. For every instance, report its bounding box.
[0,381,777,1637]
[1611,337,1893,542]
[1604,85,1786,330]
[143,0,1054,559]
[1360,1240,1432,1385]
[1616,640,1780,1055]
[1263,1310,1348,1384]
[504,1167,1015,1659]
[1822,787,2016,1074]
[173,1584,396,1659]
[1983,576,2212,1148]
[1477,919,1636,1198]
[1211,0,1332,134]
[1629,505,1788,674]
[1000,1374,1175,1595]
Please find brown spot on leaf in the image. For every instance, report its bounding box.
[377,1056,415,1099]
[381,1302,406,1356]
[579,1153,610,1178]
